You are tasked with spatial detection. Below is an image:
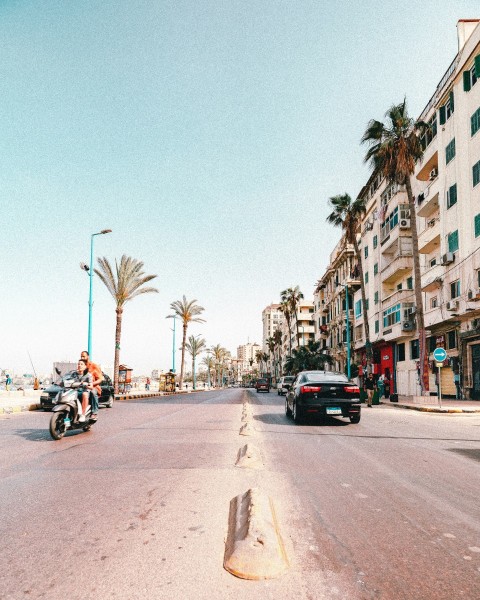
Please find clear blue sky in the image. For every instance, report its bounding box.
[1,1,478,376]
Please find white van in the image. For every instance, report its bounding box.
[277,376,295,396]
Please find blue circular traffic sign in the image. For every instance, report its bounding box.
[433,347,447,362]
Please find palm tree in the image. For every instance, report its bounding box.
[168,296,205,389]
[273,328,283,380]
[266,336,275,379]
[95,255,159,393]
[326,193,369,361]
[278,300,293,355]
[185,335,206,390]
[210,344,226,387]
[255,349,263,375]
[281,286,304,347]
[201,355,215,386]
[284,340,332,375]
[362,99,429,393]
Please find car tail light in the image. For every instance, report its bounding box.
[300,385,322,393]
[343,386,360,393]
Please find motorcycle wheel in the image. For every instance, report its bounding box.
[49,412,67,440]
[83,425,91,431]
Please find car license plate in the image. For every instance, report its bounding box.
[326,407,342,415]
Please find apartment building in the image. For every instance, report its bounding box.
[320,20,480,399]
[236,342,261,378]
[261,303,284,349]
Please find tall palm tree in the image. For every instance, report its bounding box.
[168,296,205,389]
[326,193,370,361]
[273,328,283,380]
[210,344,226,387]
[281,286,304,347]
[266,336,275,378]
[255,349,263,375]
[278,300,293,355]
[201,355,215,386]
[362,99,429,393]
[95,255,159,393]
[284,340,332,375]
[185,335,206,390]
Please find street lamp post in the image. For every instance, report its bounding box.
[345,283,351,379]
[82,229,112,358]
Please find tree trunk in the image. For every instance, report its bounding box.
[179,324,187,389]
[113,307,123,394]
[353,237,372,362]
[406,176,428,393]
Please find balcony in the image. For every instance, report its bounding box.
[421,263,443,292]
[382,321,416,342]
[416,149,439,182]
[424,306,443,329]
[381,253,413,284]
[417,178,440,217]
[381,288,414,307]
[418,219,441,254]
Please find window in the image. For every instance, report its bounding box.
[450,280,460,299]
[446,138,456,165]
[355,299,362,318]
[410,339,420,360]
[381,206,399,241]
[365,271,369,284]
[475,214,480,238]
[430,258,437,267]
[374,291,379,305]
[431,297,438,308]
[439,92,454,124]
[397,343,405,362]
[375,320,379,334]
[364,246,368,259]
[374,263,378,275]
[446,183,457,208]
[373,235,378,249]
[447,330,457,350]
[420,114,438,150]
[407,277,413,290]
[464,58,479,91]
[474,160,480,187]
[397,283,403,291]
[472,107,480,137]
[383,303,401,328]
[448,230,459,253]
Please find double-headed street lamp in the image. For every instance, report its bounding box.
[80,229,112,358]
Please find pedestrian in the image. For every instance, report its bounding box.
[384,370,391,399]
[145,377,150,391]
[364,373,376,407]
[80,350,103,420]
[454,372,461,399]
[75,359,93,422]
[5,374,12,391]
[377,374,385,399]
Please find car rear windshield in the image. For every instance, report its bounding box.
[303,372,349,383]
[257,379,268,383]
[283,377,294,382]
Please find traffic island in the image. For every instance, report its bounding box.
[239,423,255,436]
[235,444,264,469]
[224,488,288,580]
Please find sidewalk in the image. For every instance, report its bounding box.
[379,396,480,413]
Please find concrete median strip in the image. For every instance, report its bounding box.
[239,422,255,436]
[224,488,288,580]
[235,444,264,469]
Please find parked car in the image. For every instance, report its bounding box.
[285,370,361,424]
[40,371,115,411]
[277,375,295,396]
[255,378,270,393]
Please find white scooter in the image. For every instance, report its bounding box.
[49,378,96,440]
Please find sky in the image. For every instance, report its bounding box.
[1,0,479,377]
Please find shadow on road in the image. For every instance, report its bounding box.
[448,448,480,462]
[254,413,350,426]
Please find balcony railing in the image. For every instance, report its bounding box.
[418,219,441,254]
[381,253,413,284]
[417,178,440,218]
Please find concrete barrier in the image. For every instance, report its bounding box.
[224,488,288,580]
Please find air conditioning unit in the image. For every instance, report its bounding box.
[441,252,455,265]
[399,219,411,229]
[473,318,480,329]
[402,320,415,331]
[417,192,425,204]
[429,167,438,180]
[446,300,459,311]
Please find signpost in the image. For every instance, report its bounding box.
[433,347,448,409]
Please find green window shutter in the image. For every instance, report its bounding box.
[475,214,480,238]
[464,70,472,92]
[475,54,480,78]
[448,230,459,253]
[449,91,454,113]
[439,106,446,125]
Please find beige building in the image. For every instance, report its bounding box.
[236,342,261,379]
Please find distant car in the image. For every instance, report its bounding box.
[277,375,295,396]
[255,378,270,393]
[40,371,115,411]
[285,370,361,424]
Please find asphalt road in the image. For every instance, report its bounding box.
[1,388,479,599]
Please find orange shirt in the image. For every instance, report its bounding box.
[88,362,103,395]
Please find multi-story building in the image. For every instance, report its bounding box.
[261,303,284,350]
[236,342,261,379]
[320,20,480,399]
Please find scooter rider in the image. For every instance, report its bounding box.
[80,350,103,421]
[75,359,93,422]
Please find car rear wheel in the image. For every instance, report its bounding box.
[106,395,114,408]
[293,401,302,424]
[350,414,361,424]
[285,398,292,417]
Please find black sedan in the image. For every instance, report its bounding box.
[285,370,361,424]
[40,371,115,411]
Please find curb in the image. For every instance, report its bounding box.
[224,488,288,580]
[235,444,264,470]
[0,403,41,415]
[381,401,480,414]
